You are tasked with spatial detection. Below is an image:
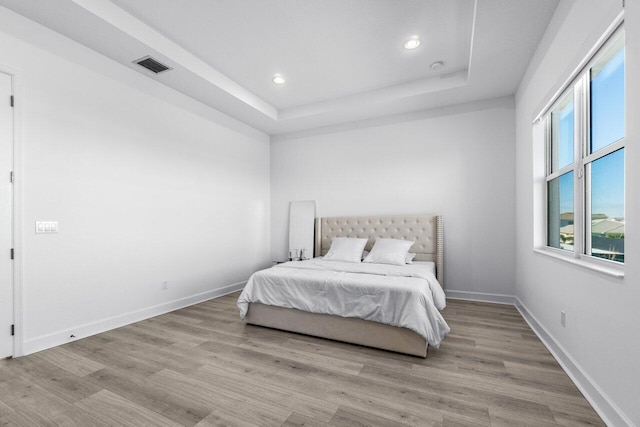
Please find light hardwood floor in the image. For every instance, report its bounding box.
[0,294,604,426]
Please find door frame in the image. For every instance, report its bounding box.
[1,65,23,357]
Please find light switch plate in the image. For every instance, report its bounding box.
[36,221,58,234]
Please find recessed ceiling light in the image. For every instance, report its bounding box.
[430,61,444,71]
[403,36,421,50]
[272,74,286,85]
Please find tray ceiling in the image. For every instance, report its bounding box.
[0,0,558,135]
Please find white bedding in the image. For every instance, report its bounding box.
[237,259,450,348]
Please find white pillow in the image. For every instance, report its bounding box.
[323,237,368,263]
[363,238,414,265]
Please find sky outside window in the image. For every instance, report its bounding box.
[551,91,574,173]
[591,37,625,153]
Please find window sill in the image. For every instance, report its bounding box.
[533,248,624,278]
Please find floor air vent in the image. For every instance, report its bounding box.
[134,56,171,74]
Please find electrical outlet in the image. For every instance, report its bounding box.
[560,311,566,327]
[36,221,58,233]
[162,281,168,291]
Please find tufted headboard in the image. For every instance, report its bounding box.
[314,214,444,286]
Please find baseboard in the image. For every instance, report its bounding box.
[514,298,632,427]
[445,289,517,305]
[22,281,246,356]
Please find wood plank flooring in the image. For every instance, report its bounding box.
[0,294,604,426]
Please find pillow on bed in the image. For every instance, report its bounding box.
[323,237,368,263]
[363,238,414,265]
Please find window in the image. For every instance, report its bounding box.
[547,90,575,251]
[542,27,625,266]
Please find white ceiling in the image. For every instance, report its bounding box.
[110,0,474,110]
[0,0,558,135]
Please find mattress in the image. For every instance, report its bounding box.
[237,259,450,348]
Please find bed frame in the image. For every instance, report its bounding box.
[245,214,444,357]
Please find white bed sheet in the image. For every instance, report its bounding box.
[412,261,436,276]
[237,259,450,348]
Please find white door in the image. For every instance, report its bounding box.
[0,72,13,358]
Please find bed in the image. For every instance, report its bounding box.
[237,214,447,357]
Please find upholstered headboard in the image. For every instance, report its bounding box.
[314,214,444,286]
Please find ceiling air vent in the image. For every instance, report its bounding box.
[134,56,172,74]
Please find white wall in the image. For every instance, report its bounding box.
[271,97,516,295]
[0,10,270,355]
[515,0,639,425]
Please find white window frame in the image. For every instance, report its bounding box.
[535,20,625,278]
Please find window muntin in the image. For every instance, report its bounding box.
[543,27,625,265]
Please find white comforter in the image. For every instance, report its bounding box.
[237,259,450,348]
